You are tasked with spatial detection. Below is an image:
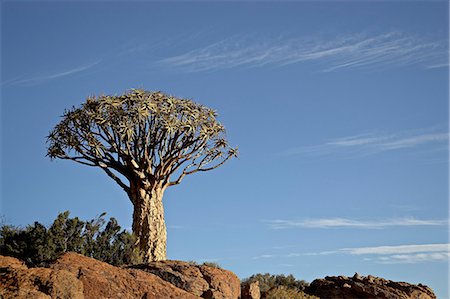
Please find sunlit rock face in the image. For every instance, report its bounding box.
[307,273,436,299]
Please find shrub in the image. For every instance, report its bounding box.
[0,211,143,267]
[265,286,319,299]
[242,273,309,293]
[242,273,314,299]
[202,261,221,268]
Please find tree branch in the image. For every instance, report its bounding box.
[99,164,130,194]
[185,153,233,175]
[61,156,97,167]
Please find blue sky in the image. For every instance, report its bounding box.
[1,1,449,298]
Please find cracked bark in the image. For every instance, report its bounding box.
[130,185,167,262]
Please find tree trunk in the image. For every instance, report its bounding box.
[130,186,167,262]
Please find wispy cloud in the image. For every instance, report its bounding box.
[252,254,275,260]
[375,252,450,264]
[426,62,449,69]
[288,251,339,257]
[379,133,449,150]
[159,31,447,72]
[266,217,448,229]
[342,243,449,255]
[3,60,101,87]
[343,243,450,264]
[289,243,450,264]
[279,128,449,158]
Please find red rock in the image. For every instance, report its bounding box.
[307,274,436,299]
[132,260,241,299]
[51,252,199,299]
[199,264,241,299]
[1,253,242,299]
[0,255,84,299]
[0,255,27,270]
[241,280,261,299]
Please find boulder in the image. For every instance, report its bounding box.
[241,281,261,299]
[4,253,436,299]
[307,274,436,299]
[0,255,28,270]
[131,260,241,299]
[198,263,241,299]
[0,255,84,299]
[51,252,199,299]
[1,253,241,299]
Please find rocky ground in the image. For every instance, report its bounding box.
[0,253,238,299]
[306,273,436,299]
[0,253,437,299]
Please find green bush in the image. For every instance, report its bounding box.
[202,261,221,268]
[242,273,309,293]
[0,211,143,267]
[265,286,319,299]
[242,273,313,299]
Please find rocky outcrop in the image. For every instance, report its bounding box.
[131,260,241,299]
[307,273,436,299]
[241,281,261,299]
[50,252,199,299]
[0,253,240,299]
[0,255,84,299]
[2,254,437,299]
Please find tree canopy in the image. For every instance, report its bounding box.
[47,89,238,196]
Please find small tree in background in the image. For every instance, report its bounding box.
[242,273,315,299]
[47,89,237,262]
[242,273,309,293]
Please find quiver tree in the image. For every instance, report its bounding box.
[47,89,237,262]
